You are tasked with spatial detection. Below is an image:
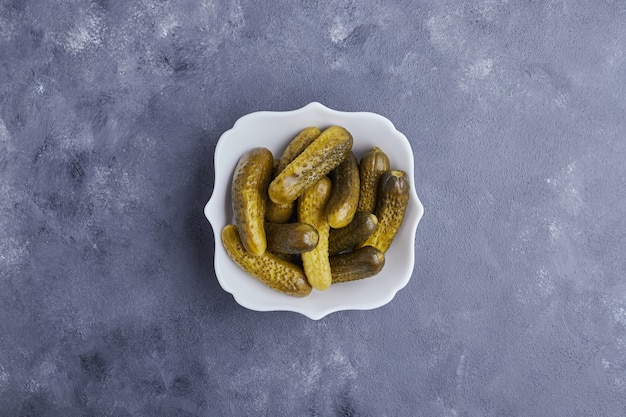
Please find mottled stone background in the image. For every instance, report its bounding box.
[1,0,626,416]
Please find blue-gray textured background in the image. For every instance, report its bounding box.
[1,0,626,416]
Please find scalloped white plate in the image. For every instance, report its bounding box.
[204,102,424,319]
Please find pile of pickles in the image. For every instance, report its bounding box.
[222,126,409,297]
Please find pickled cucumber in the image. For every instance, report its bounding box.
[231,147,274,255]
[269,126,352,205]
[222,224,312,297]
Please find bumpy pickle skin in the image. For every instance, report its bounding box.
[298,177,333,291]
[266,127,321,223]
[330,246,385,284]
[221,224,312,297]
[269,126,352,205]
[357,147,390,213]
[326,152,360,229]
[328,211,378,255]
[357,170,409,253]
[231,147,274,256]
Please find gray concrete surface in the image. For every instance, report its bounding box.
[1,0,626,415]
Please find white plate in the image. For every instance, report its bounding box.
[204,102,425,319]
